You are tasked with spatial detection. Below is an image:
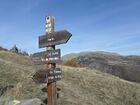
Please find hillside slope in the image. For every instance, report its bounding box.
[0,51,140,105]
[0,51,42,100]
[58,66,140,105]
[63,51,140,83]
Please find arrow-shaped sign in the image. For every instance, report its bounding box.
[39,30,72,48]
[33,68,62,84]
[32,49,61,64]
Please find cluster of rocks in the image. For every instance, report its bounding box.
[10,45,29,56]
[0,98,42,105]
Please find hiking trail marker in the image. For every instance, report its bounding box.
[32,15,72,105]
[33,68,62,84]
[32,49,61,64]
[39,30,72,48]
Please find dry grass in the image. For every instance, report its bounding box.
[0,51,43,101]
[57,65,140,105]
[0,51,140,105]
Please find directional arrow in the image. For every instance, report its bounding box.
[32,69,48,84]
[39,30,72,48]
[33,68,62,84]
[32,49,61,64]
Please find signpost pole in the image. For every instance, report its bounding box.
[46,16,57,105]
[32,15,72,105]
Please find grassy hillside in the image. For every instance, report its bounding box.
[63,51,140,83]
[0,50,140,105]
[58,66,140,105]
[0,51,42,100]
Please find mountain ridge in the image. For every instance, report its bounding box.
[62,51,122,61]
[62,51,140,83]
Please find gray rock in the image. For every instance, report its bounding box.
[0,98,6,105]
[21,98,41,105]
[5,98,41,105]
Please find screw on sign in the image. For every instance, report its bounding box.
[33,15,72,105]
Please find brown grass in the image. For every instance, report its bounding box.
[0,50,140,105]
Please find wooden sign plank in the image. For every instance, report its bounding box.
[32,49,61,65]
[32,69,48,84]
[33,68,62,84]
[47,68,62,83]
[39,30,72,48]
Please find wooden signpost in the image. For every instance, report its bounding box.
[39,30,72,48]
[32,49,61,64]
[33,68,62,84]
[32,15,72,105]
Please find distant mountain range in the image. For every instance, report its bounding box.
[62,51,140,83]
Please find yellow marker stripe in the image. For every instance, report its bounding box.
[13,100,20,105]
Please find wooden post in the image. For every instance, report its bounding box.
[45,15,57,105]
[33,15,71,105]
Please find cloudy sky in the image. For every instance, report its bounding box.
[0,0,140,55]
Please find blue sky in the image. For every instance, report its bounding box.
[0,0,140,55]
